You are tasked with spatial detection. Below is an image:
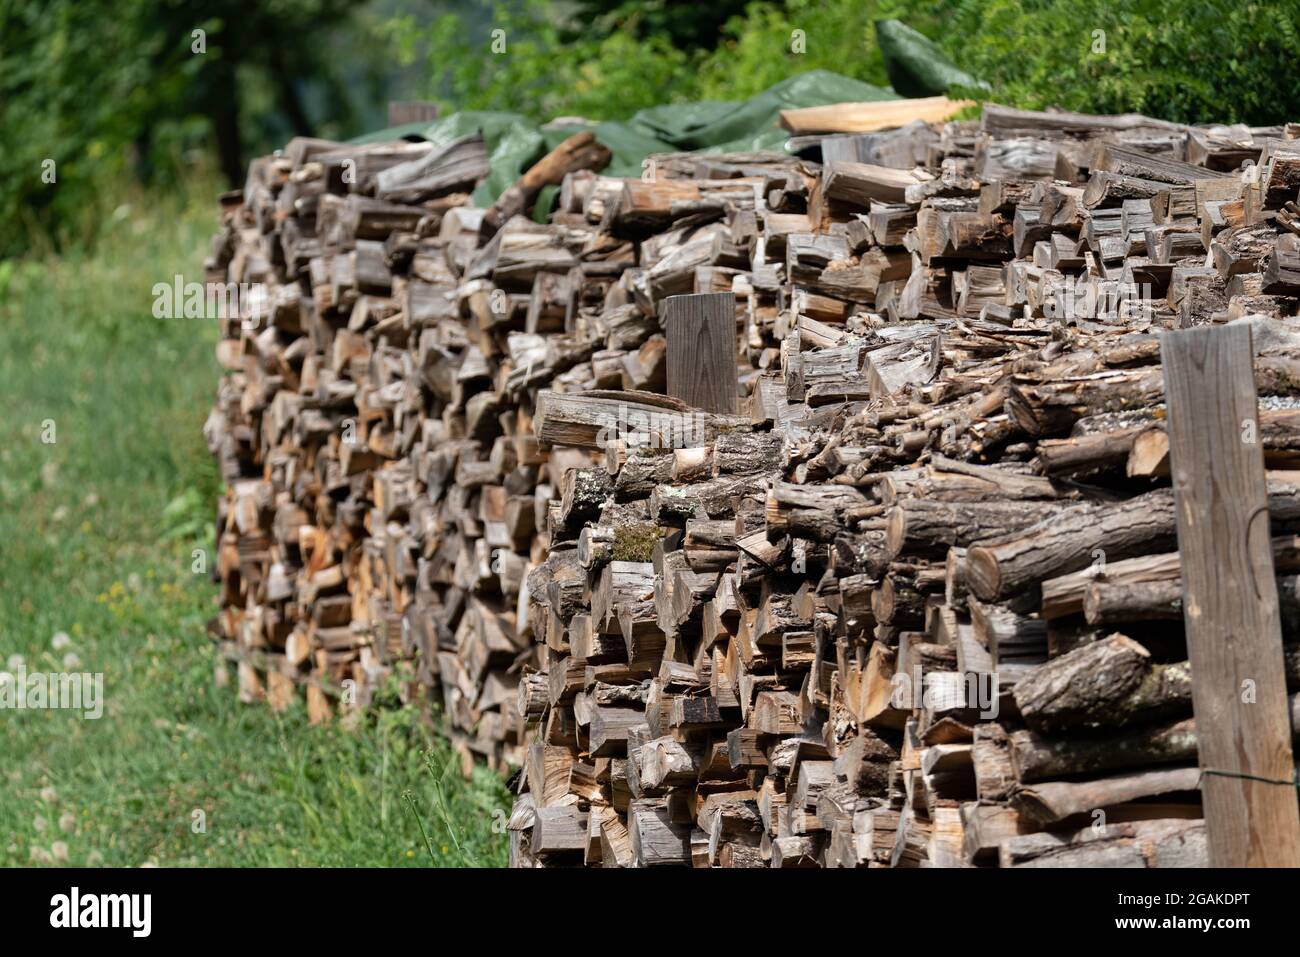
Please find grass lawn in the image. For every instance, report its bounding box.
[0,175,510,867]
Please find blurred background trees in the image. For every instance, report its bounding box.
[3,0,1299,259]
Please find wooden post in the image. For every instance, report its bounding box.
[662,292,738,415]
[387,101,439,127]
[1161,322,1300,867]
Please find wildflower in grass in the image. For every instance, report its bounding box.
[51,841,69,862]
[6,654,23,671]
[33,815,48,832]
[40,787,58,803]
[29,846,52,865]
[59,812,75,832]
[86,850,104,866]
[62,652,82,669]
[51,631,71,651]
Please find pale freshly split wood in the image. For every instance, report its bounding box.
[779,96,974,135]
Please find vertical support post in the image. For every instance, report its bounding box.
[1162,322,1300,867]
[387,101,439,127]
[662,292,738,415]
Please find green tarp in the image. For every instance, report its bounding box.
[351,21,982,218]
[875,20,989,99]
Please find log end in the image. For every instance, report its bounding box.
[965,545,1002,602]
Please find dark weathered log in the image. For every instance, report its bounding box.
[1013,634,1191,733]
[1083,578,1182,624]
[885,498,1063,560]
[998,818,1205,868]
[1010,718,1200,782]
[1011,693,1300,783]
[966,490,1175,602]
[1013,766,1201,828]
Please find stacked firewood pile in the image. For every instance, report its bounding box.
[203,101,1300,863]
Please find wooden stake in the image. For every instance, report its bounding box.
[662,292,737,415]
[1161,322,1300,867]
[386,101,438,126]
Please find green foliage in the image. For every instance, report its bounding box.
[693,0,920,102]
[0,176,507,867]
[567,0,755,52]
[420,0,696,120]
[0,0,194,258]
[0,0,388,260]
[414,0,925,119]
[403,0,1300,127]
[926,0,1300,126]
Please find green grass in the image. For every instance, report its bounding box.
[0,173,510,867]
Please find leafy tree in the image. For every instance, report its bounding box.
[922,0,1300,126]
[0,0,389,257]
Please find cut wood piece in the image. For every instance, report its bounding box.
[999,818,1206,868]
[981,103,1188,135]
[373,134,489,202]
[534,390,729,451]
[966,490,1177,602]
[960,803,1025,863]
[662,292,738,414]
[629,800,692,866]
[481,132,611,238]
[1126,427,1170,478]
[819,161,926,207]
[532,806,588,854]
[589,706,645,757]
[1013,766,1201,828]
[1041,551,1181,619]
[386,101,438,126]
[1013,634,1190,733]
[779,96,973,135]
[1010,692,1300,783]
[1083,578,1182,624]
[885,499,1062,559]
